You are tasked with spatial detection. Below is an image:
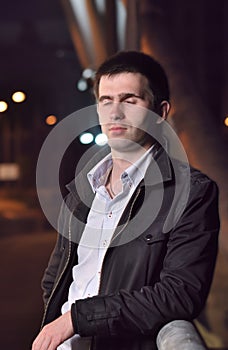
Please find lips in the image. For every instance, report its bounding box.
[109,125,128,131]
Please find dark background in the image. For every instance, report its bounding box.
[0,1,227,349]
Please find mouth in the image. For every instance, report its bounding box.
[109,125,128,131]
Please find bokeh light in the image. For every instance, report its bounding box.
[77,78,88,92]
[45,115,57,126]
[82,68,94,79]
[0,101,8,112]
[224,116,228,127]
[12,91,26,103]
[95,133,108,146]
[79,132,94,144]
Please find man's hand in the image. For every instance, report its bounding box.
[32,311,74,350]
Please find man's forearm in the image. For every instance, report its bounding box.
[32,311,74,350]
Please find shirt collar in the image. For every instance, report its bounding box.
[87,153,113,192]
[87,143,159,193]
[123,143,159,187]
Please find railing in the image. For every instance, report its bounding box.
[157,320,208,350]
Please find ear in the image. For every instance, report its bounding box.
[156,100,171,123]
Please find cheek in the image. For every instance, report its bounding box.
[100,123,108,136]
[97,109,105,126]
[130,115,149,132]
[97,107,111,128]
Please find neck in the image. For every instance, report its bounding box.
[111,157,131,181]
[111,145,151,176]
[107,144,151,198]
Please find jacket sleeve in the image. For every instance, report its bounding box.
[41,232,63,305]
[41,197,70,305]
[71,177,220,337]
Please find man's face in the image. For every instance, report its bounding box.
[97,72,155,152]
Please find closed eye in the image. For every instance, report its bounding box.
[124,98,137,104]
[99,96,112,105]
[101,99,112,105]
[121,93,144,104]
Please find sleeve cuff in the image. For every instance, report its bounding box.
[71,303,79,334]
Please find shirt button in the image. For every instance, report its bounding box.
[103,240,107,247]
[145,234,152,241]
[108,211,112,218]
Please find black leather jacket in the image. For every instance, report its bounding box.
[41,147,220,350]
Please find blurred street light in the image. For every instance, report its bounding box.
[0,101,8,112]
[12,91,26,103]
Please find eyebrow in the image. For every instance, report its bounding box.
[98,93,143,102]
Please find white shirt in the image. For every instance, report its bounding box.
[58,146,156,349]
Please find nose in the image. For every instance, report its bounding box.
[110,102,125,121]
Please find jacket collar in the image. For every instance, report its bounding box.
[143,144,172,187]
[66,143,173,202]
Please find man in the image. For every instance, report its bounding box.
[32,51,219,350]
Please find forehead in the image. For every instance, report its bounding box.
[98,72,149,96]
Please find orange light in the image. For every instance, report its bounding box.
[224,116,228,127]
[45,115,57,126]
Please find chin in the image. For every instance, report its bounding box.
[108,138,143,153]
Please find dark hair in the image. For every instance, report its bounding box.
[93,51,170,108]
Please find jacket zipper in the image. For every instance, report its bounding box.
[40,210,73,329]
[98,187,141,294]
